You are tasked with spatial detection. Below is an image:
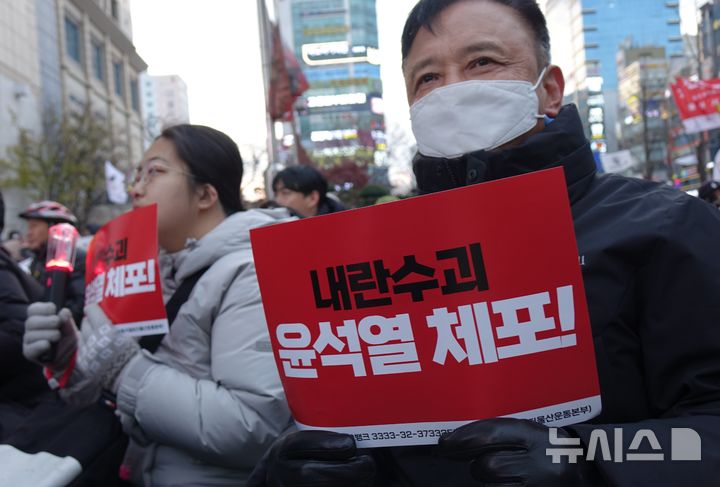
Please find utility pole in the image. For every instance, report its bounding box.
[691,7,711,182]
[641,80,653,179]
[257,0,279,196]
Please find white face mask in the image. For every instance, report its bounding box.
[410,68,547,159]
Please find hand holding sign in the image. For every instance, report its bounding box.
[249,430,376,487]
[438,418,604,485]
[75,303,140,393]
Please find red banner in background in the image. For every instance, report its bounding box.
[85,204,167,337]
[670,76,720,133]
[250,168,600,448]
[268,23,309,122]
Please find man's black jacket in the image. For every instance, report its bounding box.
[380,104,720,485]
[0,247,48,409]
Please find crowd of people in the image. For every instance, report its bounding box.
[2,0,720,485]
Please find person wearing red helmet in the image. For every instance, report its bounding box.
[18,201,85,324]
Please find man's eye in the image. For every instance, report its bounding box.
[470,57,492,69]
[418,73,437,85]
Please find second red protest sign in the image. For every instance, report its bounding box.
[85,204,168,337]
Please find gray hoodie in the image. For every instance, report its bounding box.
[112,208,294,486]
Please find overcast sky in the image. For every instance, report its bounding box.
[130,0,700,162]
[130,0,416,157]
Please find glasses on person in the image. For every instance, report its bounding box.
[132,162,194,188]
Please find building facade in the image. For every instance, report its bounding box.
[275,0,386,171]
[0,0,146,233]
[699,0,720,79]
[141,73,190,146]
[0,0,44,232]
[616,45,669,179]
[53,0,146,166]
[544,0,682,154]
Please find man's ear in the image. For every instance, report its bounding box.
[197,183,219,210]
[541,65,565,118]
[306,190,320,209]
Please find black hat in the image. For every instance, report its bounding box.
[699,180,720,202]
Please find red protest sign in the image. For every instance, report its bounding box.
[250,168,600,448]
[670,76,720,133]
[85,204,167,336]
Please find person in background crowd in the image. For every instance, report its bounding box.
[272,165,345,217]
[0,188,49,439]
[698,180,720,207]
[250,1,720,486]
[2,229,25,262]
[23,124,294,486]
[18,201,86,323]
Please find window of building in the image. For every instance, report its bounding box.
[113,61,124,98]
[65,16,82,64]
[111,0,119,20]
[91,38,105,81]
[130,78,140,112]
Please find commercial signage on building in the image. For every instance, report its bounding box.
[302,25,348,37]
[302,41,380,66]
[307,92,368,110]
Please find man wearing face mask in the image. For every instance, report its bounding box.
[248,1,720,486]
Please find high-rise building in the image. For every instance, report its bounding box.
[275,0,386,171]
[699,1,720,79]
[0,0,44,230]
[544,0,682,153]
[0,0,147,231]
[616,45,669,179]
[141,74,190,146]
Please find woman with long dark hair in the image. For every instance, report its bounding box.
[24,124,293,486]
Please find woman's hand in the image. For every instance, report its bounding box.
[76,303,140,393]
[23,302,78,371]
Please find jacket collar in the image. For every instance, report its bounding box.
[413,104,597,203]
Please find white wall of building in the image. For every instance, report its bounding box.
[0,0,43,234]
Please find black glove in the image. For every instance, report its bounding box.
[437,418,605,486]
[248,430,376,487]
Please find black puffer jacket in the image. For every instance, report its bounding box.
[0,247,49,429]
[382,104,720,485]
[317,196,346,215]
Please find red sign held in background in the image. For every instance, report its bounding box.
[670,76,720,133]
[251,168,601,448]
[85,204,167,337]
